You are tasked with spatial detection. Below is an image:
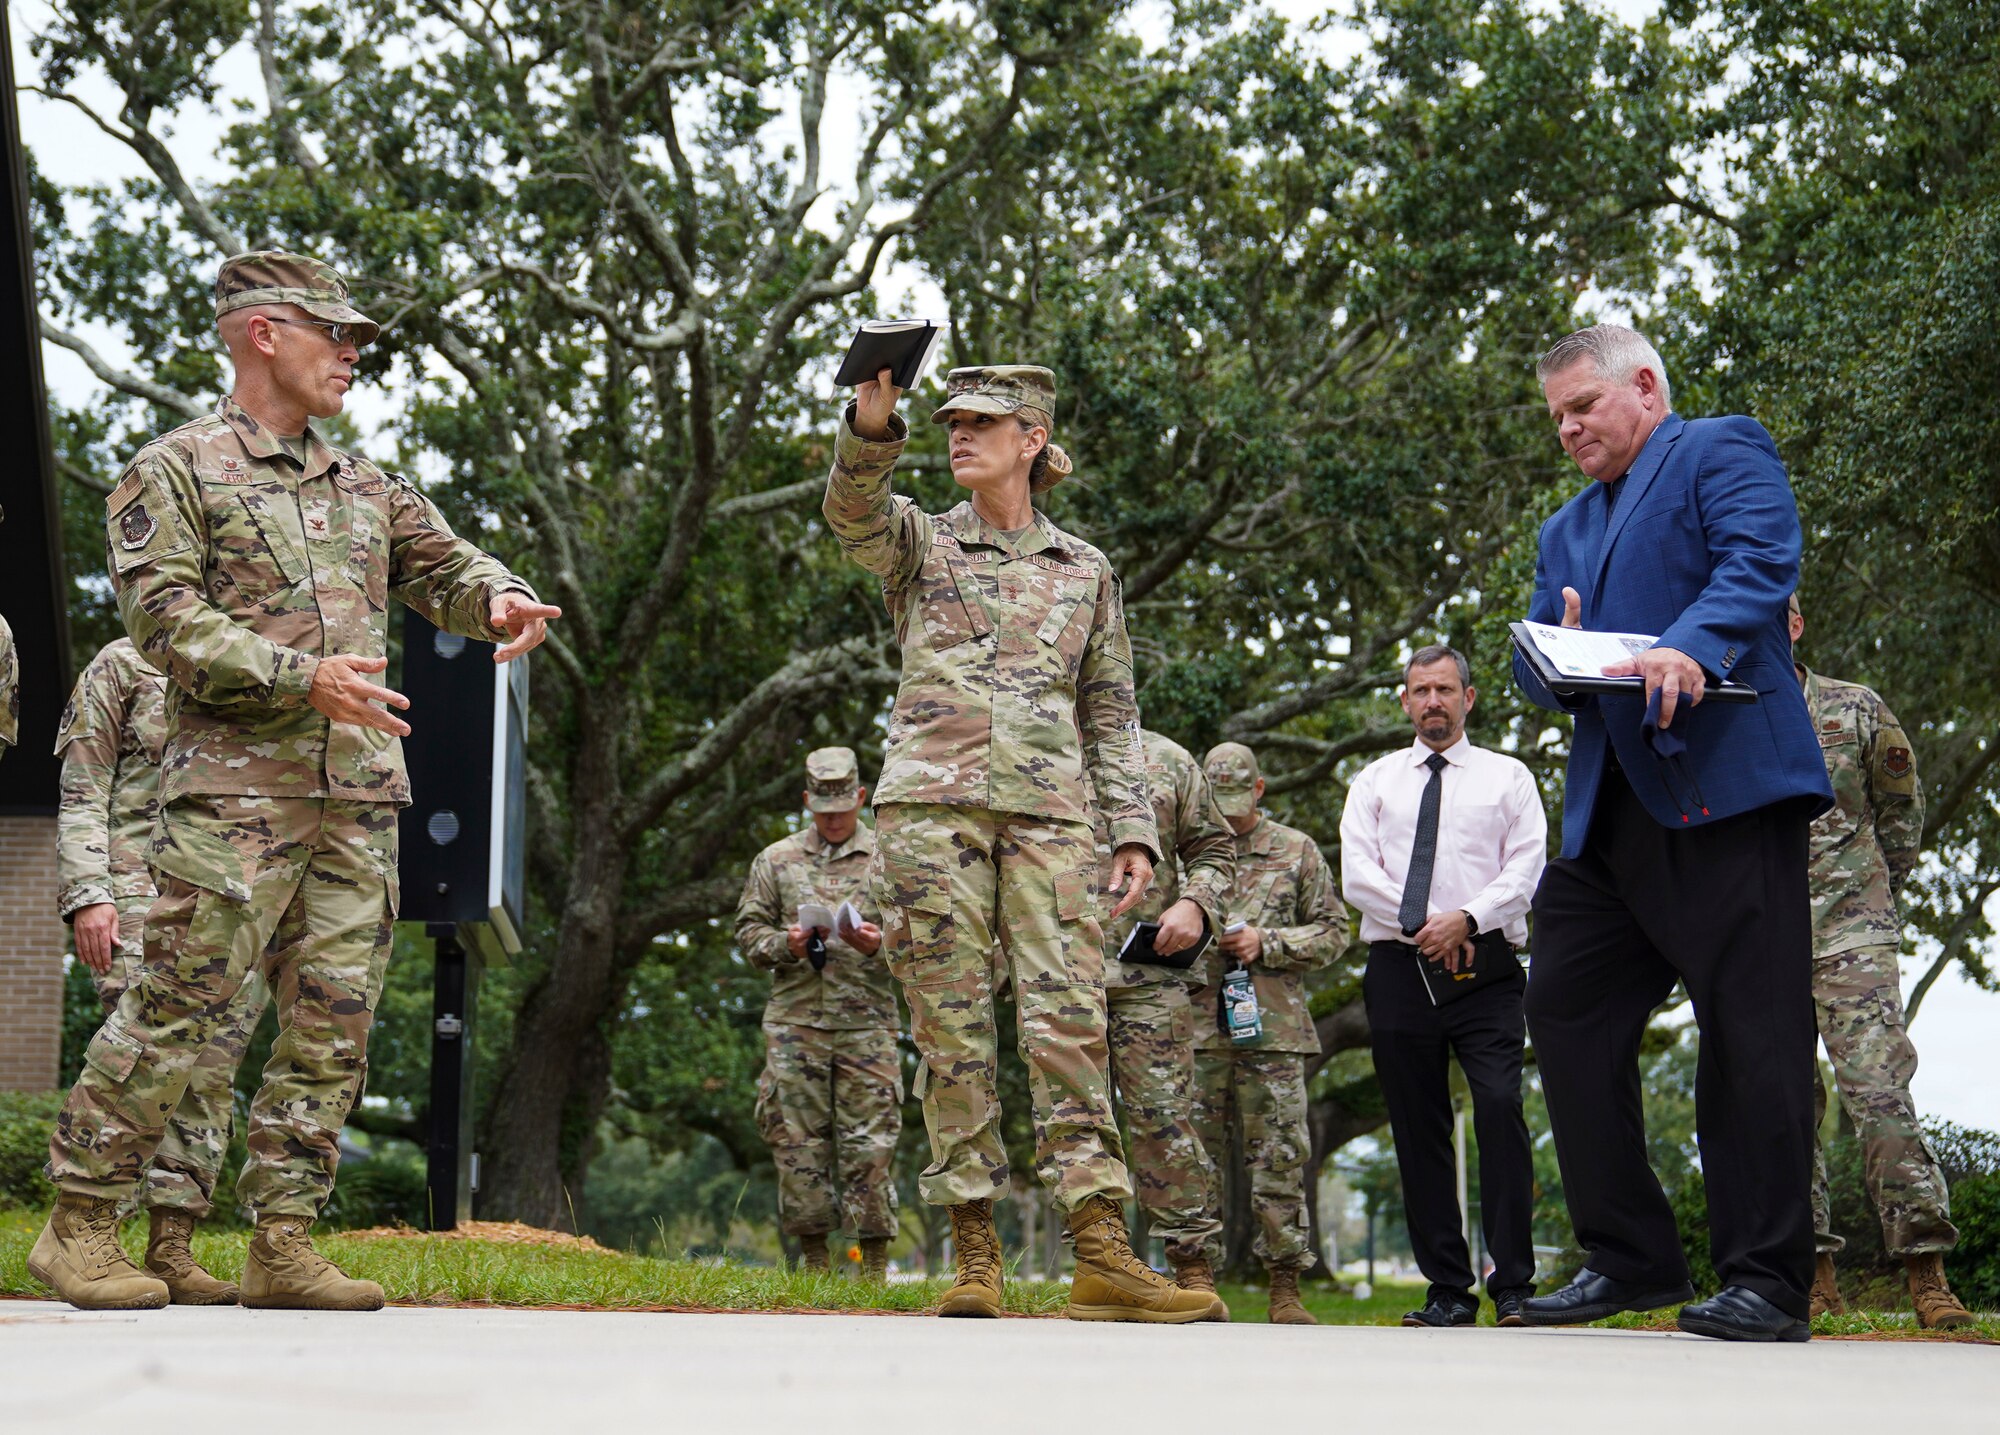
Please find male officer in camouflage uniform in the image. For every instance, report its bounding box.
[1189,741,1348,1325]
[57,637,270,1302]
[736,747,902,1278]
[828,362,1210,1323]
[1789,594,1970,1328]
[1095,729,1234,1314]
[33,251,559,1312]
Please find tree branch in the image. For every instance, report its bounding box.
[40,318,206,418]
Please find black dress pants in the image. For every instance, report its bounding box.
[1527,768,1817,1318]
[1365,940,1536,1302]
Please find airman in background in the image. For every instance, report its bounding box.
[1790,594,1969,1328]
[737,746,902,1279]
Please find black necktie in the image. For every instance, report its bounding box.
[1399,752,1449,937]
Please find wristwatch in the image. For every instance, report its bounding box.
[1460,910,1480,938]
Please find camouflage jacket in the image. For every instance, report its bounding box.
[55,638,168,918]
[1098,729,1236,990]
[1190,815,1348,1054]
[0,613,16,758]
[104,396,536,805]
[1803,665,1924,958]
[735,822,898,1030]
[822,410,1158,859]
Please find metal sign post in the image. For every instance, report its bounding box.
[424,923,481,1231]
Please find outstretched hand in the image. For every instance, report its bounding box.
[492,592,563,662]
[854,367,902,441]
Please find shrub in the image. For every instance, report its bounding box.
[0,1092,63,1209]
[1945,1173,2000,1310]
[318,1138,431,1230]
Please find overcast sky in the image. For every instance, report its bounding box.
[16,0,1997,1136]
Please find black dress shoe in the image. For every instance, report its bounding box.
[1493,1290,1529,1327]
[1519,1267,1697,1326]
[1677,1285,1811,1343]
[1402,1293,1478,1328]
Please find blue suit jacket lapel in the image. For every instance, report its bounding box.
[1592,413,1685,595]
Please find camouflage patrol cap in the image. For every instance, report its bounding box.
[215,250,380,345]
[930,365,1075,494]
[804,746,862,813]
[1204,742,1262,818]
[930,365,1058,425]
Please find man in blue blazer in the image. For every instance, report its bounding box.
[1514,325,1832,1342]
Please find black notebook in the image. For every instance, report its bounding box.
[1509,621,1757,704]
[1118,918,1213,970]
[835,319,947,389]
[1414,931,1522,1006]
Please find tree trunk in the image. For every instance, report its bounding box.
[477,733,631,1226]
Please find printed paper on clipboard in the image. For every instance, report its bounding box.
[1510,621,1758,704]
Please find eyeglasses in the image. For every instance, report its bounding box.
[262,316,362,346]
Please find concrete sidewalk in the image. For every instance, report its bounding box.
[3,1300,1992,1432]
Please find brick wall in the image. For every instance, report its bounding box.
[0,814,63,1090]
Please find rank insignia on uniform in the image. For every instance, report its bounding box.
[1884,746,1913,778]
[221,456,244,473]
[118,503,157,550]
[1823,719,1842,732]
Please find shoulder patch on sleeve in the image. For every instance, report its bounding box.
[106,466,191,576]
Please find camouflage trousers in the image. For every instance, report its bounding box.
[874,802,1130,1214]
[754,1020,902,1238]
[81,893,268,1217]
[49,795,398,1219]
[1191,1047,1316,1271]
[1811,942,1957,1255]
[1106,981,1221,1260]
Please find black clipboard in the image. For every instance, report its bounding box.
[1509,622,1758,704]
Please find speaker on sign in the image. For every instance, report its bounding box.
[397,607,528,954]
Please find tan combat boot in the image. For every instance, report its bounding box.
[1167,1250,1231,1322]
[1266,1263,1319,1325]
[859,1236,890,1281]
[28,1194,169,1310]
[240,1216,384,1311]
[938,1199,1005,1317]
[1906,1252,1973,1330]
[1065,1195,1218,1323]
[798,1234,831,1273]
[1809,1252,1845,1319]
[145,1208,239,1305]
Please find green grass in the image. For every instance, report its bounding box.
[0,1207,1989,1337]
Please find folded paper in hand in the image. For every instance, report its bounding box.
[835,319,947,390]
[799,902,865,938]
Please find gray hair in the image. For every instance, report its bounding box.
[1405,645,1471,688]
[1536,324,1672,411]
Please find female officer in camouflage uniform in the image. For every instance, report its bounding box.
[825,364,1211,1322]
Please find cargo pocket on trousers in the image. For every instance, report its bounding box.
[878,853,955,988]
[84,1022,144,1085]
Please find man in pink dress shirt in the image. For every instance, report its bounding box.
[1340,645,1548,1328]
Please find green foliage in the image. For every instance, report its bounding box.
[318,1139,431,1231]
[0,1092,63,1210]
[1945,1174,2000,1311]
[57,959,99,1088]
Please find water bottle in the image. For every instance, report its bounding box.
[1220,922,1262,1044]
